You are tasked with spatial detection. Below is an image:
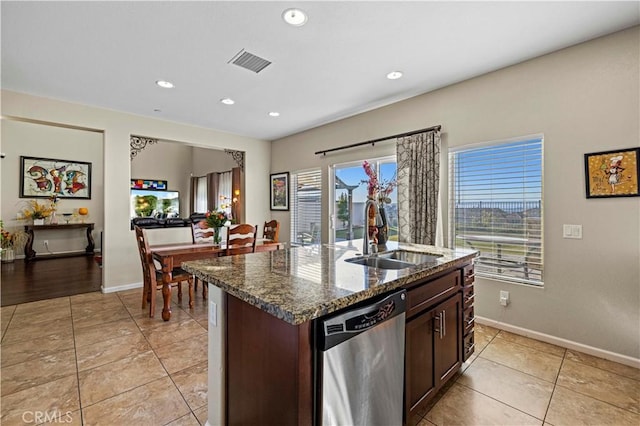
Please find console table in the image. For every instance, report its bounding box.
[24,223,95,262]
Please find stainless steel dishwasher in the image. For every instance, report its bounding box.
[317,289,406,426]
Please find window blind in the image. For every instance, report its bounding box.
[449,137,543,286]
[290,169,322,246]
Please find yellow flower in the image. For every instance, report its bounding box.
[21,200,55,219]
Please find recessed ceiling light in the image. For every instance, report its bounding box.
[156,80,174,88]
[386,71,403,80]
[268,112,280,117]
[220,98,235,105]
[282,8,308,26]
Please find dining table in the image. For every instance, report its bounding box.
[151,240,283,320]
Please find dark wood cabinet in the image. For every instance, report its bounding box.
[404,266,470,425]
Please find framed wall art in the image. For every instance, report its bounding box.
[584,147,639,198]
[131,179,168,190]
[270,172,289,211]
[20,156,92,199]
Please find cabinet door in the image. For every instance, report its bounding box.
[433,295,462,385]
[405,309,435,417]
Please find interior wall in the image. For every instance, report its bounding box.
[271,27,640,359]
[1,119,104,255]
[130,140,192,218]
[191,146,238,177]
[1,90,271,291]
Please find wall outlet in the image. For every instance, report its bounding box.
[43,240,49,247]
[499,290,510,306]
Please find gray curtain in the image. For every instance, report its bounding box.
[396,130,441,244]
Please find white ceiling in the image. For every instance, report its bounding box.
[2,1,638,141]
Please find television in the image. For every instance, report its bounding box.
[130,189,180,218]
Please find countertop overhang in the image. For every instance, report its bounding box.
[182,241,477,325]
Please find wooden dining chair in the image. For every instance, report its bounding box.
[187,219,212,300]
[191,219,215,244]
[225,224,258,256]
[263,220,280,243]
[134,226,194,317]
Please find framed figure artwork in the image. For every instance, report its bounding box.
[584,148,639,198]
[270,172,289,211]
[20,156,92,199]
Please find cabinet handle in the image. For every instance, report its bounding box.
[434,313,443,339]
[442,310,446,337]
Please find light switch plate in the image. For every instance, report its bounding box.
[563,224,582,239]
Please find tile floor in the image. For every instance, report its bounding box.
[1,288,209,426]
[2,290,639,426]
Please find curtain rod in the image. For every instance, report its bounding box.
[314,124,441,156]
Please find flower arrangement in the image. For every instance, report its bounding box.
[1,220,14,249]
[205,208,232,229]
[361,160,397,204]
[21,199,55,220]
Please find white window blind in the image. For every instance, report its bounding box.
[449,136,543,286]
[290,169,322,246]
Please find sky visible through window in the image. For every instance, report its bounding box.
[335,162,397,203]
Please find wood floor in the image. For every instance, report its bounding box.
[1,255,102,306]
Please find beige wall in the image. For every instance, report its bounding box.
[1,119,104,255]
[1,90,271,291]
[272,27,640,358]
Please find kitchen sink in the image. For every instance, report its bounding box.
[378,250,442,265]
[345,256,414,270]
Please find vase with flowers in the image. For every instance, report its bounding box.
[205,208,232,245]
[21,200,55,225]
[1,219,15,262]
[361,161,397,245]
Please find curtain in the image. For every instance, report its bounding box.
[189,176,198,214]
[231,167,242,223]
[206,173,218,212]
[396,130,441,244]
[218,171,232,212]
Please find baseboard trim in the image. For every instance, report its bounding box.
[475,316,640,369]
[101,281,142,294]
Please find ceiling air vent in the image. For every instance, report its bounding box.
[228,49,272,73]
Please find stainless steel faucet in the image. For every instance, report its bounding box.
[363,199,382,255]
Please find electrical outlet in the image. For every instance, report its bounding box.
[499,290,510,306]
[43,240,49,247]
[209,301,217,326]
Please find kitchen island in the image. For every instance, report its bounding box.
[182,241,477,425]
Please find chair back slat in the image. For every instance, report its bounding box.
[191,219,215,243]
[226,224,257,256]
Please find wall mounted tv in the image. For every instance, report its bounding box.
[130,189,180,218]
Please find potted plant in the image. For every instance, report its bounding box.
[1,220,15,262]
[21,200,54,225]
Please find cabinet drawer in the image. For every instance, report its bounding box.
[464,306,475,335]
[463,332,475,361]
[463,264,475,286]
[406,271,460,318]
[463,284,474,309]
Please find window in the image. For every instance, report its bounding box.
[291,169,322,246]
[449,136,543,286]
[331,157,397,244]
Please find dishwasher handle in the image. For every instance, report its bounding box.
[319,289,406,351]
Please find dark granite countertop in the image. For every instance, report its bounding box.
[182,241,477,325]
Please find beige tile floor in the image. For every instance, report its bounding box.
[1,289,209,426]
[2,291,639,425]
